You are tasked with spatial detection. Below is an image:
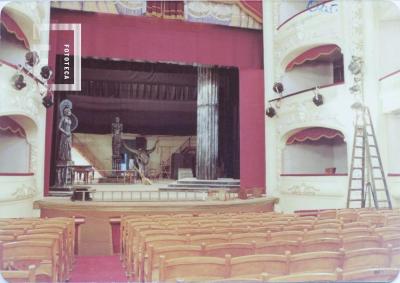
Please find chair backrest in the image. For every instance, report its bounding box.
[159,255,230,282]
[342,267,399,282]
[268,231,304,241]
[230,253,289,278]
[386,216,400,227]
[204,242,256,258]
[256,240,300,255]
[190,233,230,245]
[289,251,343,274]
[342,247,391,271]
[301,238,342,253]
[382,234,400,249]
[0,264,36,283]
[266,271,339,282]
[340,227,373,238]
[0,235,16,243]
[376,226,400,237]
[230,233,268,244]
[341,221,371,229]
[303,229,339,241]
[341,235,382,250]
[317,210,337,220]
[391,247,400,268]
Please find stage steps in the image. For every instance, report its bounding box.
[160,178,240,192]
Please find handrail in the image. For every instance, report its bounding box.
[280,173,348,176]
[268,81,344,103]
[0,173,34,176]
[277,0,334,30]
[0,59,45,85]
[379,69,400,81]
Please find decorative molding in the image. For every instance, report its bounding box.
[286,183,320,196]
[12,184,37,200]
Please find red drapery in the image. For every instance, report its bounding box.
[147,1,184,19]
[0,11,29,49]
[286,44,340,71]
[0,116,26,138]
[287,127,344,145]
[238,0,262,22]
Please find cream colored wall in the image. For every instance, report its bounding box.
[0,2,50,218]
[264,0,400,212]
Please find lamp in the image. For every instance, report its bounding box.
[312,86,324,106]
[12,74,26,90]
[25,51,40,68]
[42,92,54,108]
[40,66,52,80]
[273,82,284,95]
[266,104,276,118]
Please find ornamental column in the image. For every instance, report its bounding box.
[196,66,219,180]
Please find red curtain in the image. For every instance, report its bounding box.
[287,127,344,145]
[0,116,26,138]
[286,44,340,71]
[147,1,184,19]
[238,0,263,22]
[0,11,30,49]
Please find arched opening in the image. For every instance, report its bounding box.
[281,44,344,95]
[0,9,30,65]
[0,116,31,174]
[282,127,347,175]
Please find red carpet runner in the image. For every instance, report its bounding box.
[69,256,128,282]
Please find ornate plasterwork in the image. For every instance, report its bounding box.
[11,184,37,200]
[286,183,320,196]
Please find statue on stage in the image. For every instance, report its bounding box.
[56,99,78,188]
[112,116,123,174]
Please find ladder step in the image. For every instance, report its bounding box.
[351,178,363,180]
[350,189,363,191]
[349,199,363,201]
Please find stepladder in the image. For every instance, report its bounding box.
[347,105,392,209]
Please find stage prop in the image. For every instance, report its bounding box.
[52,99,79,192]
[111,116,123,175]
[123,139,159,185]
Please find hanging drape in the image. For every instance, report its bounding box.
[0,11,30,49]
[0,116,26,138]
[286,44,340,71]
[147,1,184,19]
[286,127,344,145]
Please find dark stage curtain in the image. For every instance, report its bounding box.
[218,69,240,179]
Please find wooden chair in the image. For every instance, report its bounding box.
[313,222,342,230]
[266,271,340,282]
[289,251,343,274]
[317,210,337,220]
[159,255,230,282]
[340,227,373,238]
[2,240,58,282]
[144,244,204,282]
[386,216,400,227]
[190,233,231,245]
[342,267,399,282]
[337,211,359,223]
[342,221,372,229]
[381,234,400,248]
[230,253,289,278]
[0,235,16,243]
[0,229,26,236]
[375,226,400,237]
[301,238,342,253]
[341,235,382,250]
[231,233,268,244]
[358,213,386,227]
[0,264,36,283]
[256,239,300,255]
[204,242,256,258]
[391,247,400,268]
[268,231,304,241]
[303,229,340,241]
[342,247,391,271]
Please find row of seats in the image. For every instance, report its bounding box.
[120,209,400,282]
[0,217,75,282]
[156,247,400,282]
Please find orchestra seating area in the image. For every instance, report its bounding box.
[120,209,400,282]
[0,217,75,282]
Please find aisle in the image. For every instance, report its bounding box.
[69,255,128,282]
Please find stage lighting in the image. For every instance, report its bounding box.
[42,93,54,108]
[13,74,26,90]
[25,51,40,67]
[273,82,284,94]
[40,66,52,80]
[266,106,276,118]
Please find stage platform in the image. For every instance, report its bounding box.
[34,196,278,256]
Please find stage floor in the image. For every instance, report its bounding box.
[34,196,278,255]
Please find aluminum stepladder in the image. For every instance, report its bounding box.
[346,105,392,209]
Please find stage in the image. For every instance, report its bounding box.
[34,196,278,256]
